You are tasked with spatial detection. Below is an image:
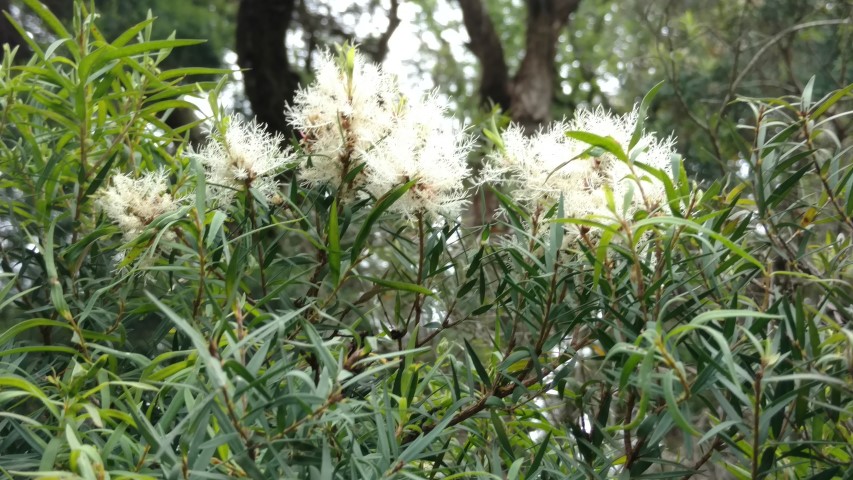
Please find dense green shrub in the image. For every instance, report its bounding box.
[1,2,851,479]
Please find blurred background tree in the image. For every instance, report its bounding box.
[0,1,851,477]
[2,0,849,173]
[1,0,232,69]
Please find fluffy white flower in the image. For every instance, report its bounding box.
[484,106,675,244]
[195,115,291,205]
[287,47,403,190]
[99,170,180,241]
[363,93,473,220]
[286,46,474,218]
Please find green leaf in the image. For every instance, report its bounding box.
[464,339,492,390]
[663,371,699,436]
[546,196,564,270]
[685,309,781,326]
[565,131,628,162]
[21,0,72,48]
[482,128,504,150]
[526,432,551,477]
[0,376,60,419]
[328,200,341,286]
[630,80,665,149]
[159,67,232,81]
[593,228,615,290]
[358,275,433,296]
[811,83,853,119]
[633,216,765,272]
[101,39,206,63]
[766,165,810,210]
[300,318,339,379]
[801,76,815,113]
[191,163,207,242]
[206,210,227,248]
[544,151,586,183]
[634,158,683,216]
[396,398,470,464]
[0,284,40,314]
[491,411,515,460]
[82,153,118,200]
[78,39,204,82]
[507,458,524,480]
[351,179,415,262]
[145,292,228,390]
[110,18,157,48]
[44,218,72,322]
[0,318,69,346]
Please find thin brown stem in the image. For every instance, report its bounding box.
[222,386,257,461]
[680,437,726,480]
[751,363,765,479]
[802,118,853,232]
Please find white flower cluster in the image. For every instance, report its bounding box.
[287,46,472,219]
[98,170,181,241]
[363,93,473,220]
[194,115,291,205]
[287,48,402,190]
[482,106,675,244]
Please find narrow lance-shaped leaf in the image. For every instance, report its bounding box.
[396,397,471,464]
[44,218,72,322]
[358,275,433,296]
[811,83,853,119]
[633,216,765,272]
[630,80,665,150]
[351,179,416,263]
[565,131,628,163]
[328,199,341,286]
[145,292,229,390]
[464,339,492,390]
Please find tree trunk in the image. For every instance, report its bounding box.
[458,0,511,109]
[235,0,300,138]
[510,0,581,132]
[459,0,581,223]
[459,0,581,128]
[0,0,29,58]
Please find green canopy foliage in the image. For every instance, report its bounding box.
[0,2,851,479]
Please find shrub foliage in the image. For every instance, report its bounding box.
[1,3,851,479]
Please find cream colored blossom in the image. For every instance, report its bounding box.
[99,170,180,241]
[286,47,403,190]
[483,106,675,244]
[195,115,291,205]
[287,46,474,218]
[363,93,473,220]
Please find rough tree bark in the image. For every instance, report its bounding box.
[236,0,301,138]
[459,0,582,131]
[458,0,511,110]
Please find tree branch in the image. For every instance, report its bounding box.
[372,0,400,64]
[731,18,850,97]
[457,0,511,108]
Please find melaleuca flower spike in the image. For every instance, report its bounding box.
[287,44,403,195]
[195,114,291,206]
[98,169,181,241]
[362,92,473,220]
[483,105,675,245]
[288,45,472,218]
